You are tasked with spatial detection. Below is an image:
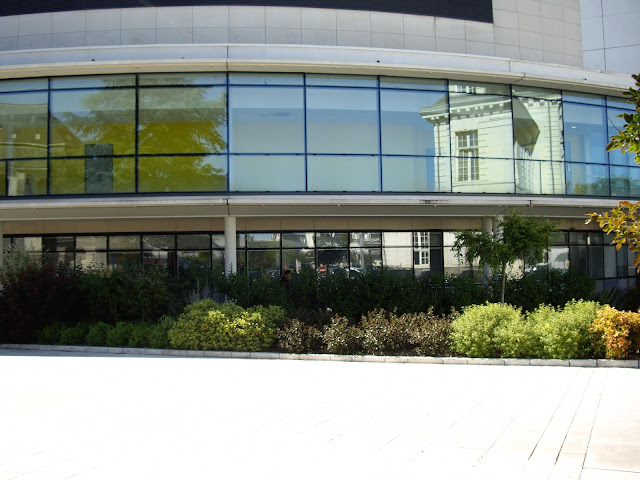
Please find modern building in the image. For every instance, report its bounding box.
[0,0,638,290]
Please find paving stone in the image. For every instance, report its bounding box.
[384,356,409,363]
[107,348,124,354]
[504,358,531,366]
[186,350,206,357]
[409,356,443,364]
[279,353,300,360]
[531,359,570,367]
[230,351,251,358]
[468,358,505,365]
[442,357,468,364]
[205,350,232,358]
[144,349,162,356]
[329,355,353,362]
[249,352,280,359]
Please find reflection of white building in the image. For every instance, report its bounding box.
[0,0,639,290]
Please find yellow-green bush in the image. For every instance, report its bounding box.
[591,306,640,359]
[530,300,600,359]
[451,303,523,358]
[168,301,277,351]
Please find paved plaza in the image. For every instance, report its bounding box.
[1,350,639,480]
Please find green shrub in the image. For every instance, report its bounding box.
[591,306,640,359]
[106,322,135,347]
[148,316,175,349]
[86,322,112,346]
[323,316,362,355]
[247,305,286,330]
[128,323,153,348]
[168,301,276,351]
[277,319,324,354]
[36,322,66,345]
[531,300,600,359]
[59,323,90,346]
[451,303,523,358]
[493,316,540,358]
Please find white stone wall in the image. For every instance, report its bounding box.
[0,0,582,67]
[581,0,640,74]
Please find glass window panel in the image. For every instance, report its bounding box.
[139,155,226,192]
[562,92,605,106]
[143,235,175,250]
[109,236,140,250]
[138,86,227,154]
[381,90,449,156]
[629,250,637,277]
[76,236,107,251]
[282,249,315,273]
[413,247,433,277]
[430,232,443,246]
[50,157,135,194]
[177,234,210,250]
[7,160,47,196]
[383,232,412,247]
[308,155,380,191]
[50,89,135,157]
[513,97,563,161]
[306,88,379,154]
[2,237,11,251]
[604,245,616,278]
[610,165,640,197]
[306,74,377,87]
[617,248,628,277]
[229,87,304,153]
[563,103,607,164]
[449,94,513,159]
[212,250,225,274]
[443,232,458,246]
[143,251,176,272]
[316,232,348,248]
[588,246,604,278]
[247,250,280,277]
[236,250,246,275]
[229,73,303,85]
[512,85,561,100]
[76,252,107,269]
[444,246,477,276]
[44,252,74,269]
[588,232,603,245]
[14,237,42,251]
[607,108,637,166]
[452,158,515,193]
[548,246,569,270]
[569,246,588,273]
[606,96,634,110]
[282,232,315,248]
[380,77,446,91]
[0,78,48,93]
[177,251,211,276]
[350,232,381,247]
[43,236,74,252]
[246,233,280,248]
[515,160,565,195]
[0,92,48,159]
[230,155,304,191]
[212,234,225,248]
[0,162,5,196]
[383,247,413,274]
[139,73,225,86]
[317,249,349,274]
[382,156,452,192]
[350,247,382,273]
[413,231,430,247]
[51,75,135,89]
[566,162,609,196]
[236,233,246,248]
[570,231,587,244]
[551,232,568,245]
[108,252,141,268]
[449,81,510,95]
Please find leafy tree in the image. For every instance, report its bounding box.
[587,73,640,273]
[453,211,557,303]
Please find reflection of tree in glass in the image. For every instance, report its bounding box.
[57,80,227,193]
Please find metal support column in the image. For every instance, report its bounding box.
[224,216,236,276]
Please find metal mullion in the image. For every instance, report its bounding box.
[303,73,308,192]
[46,78,52,196]
[508,87,516,194]
[135,74,140,194]
[377,76,383,192]
[226,72,230,192]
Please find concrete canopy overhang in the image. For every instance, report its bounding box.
[0,44,634,97]
[0,195,627,222]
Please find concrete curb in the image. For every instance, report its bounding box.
[1,343,639,368]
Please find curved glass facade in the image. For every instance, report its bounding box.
[0,73,638,198]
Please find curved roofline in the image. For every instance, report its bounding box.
[0,44,633,96]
